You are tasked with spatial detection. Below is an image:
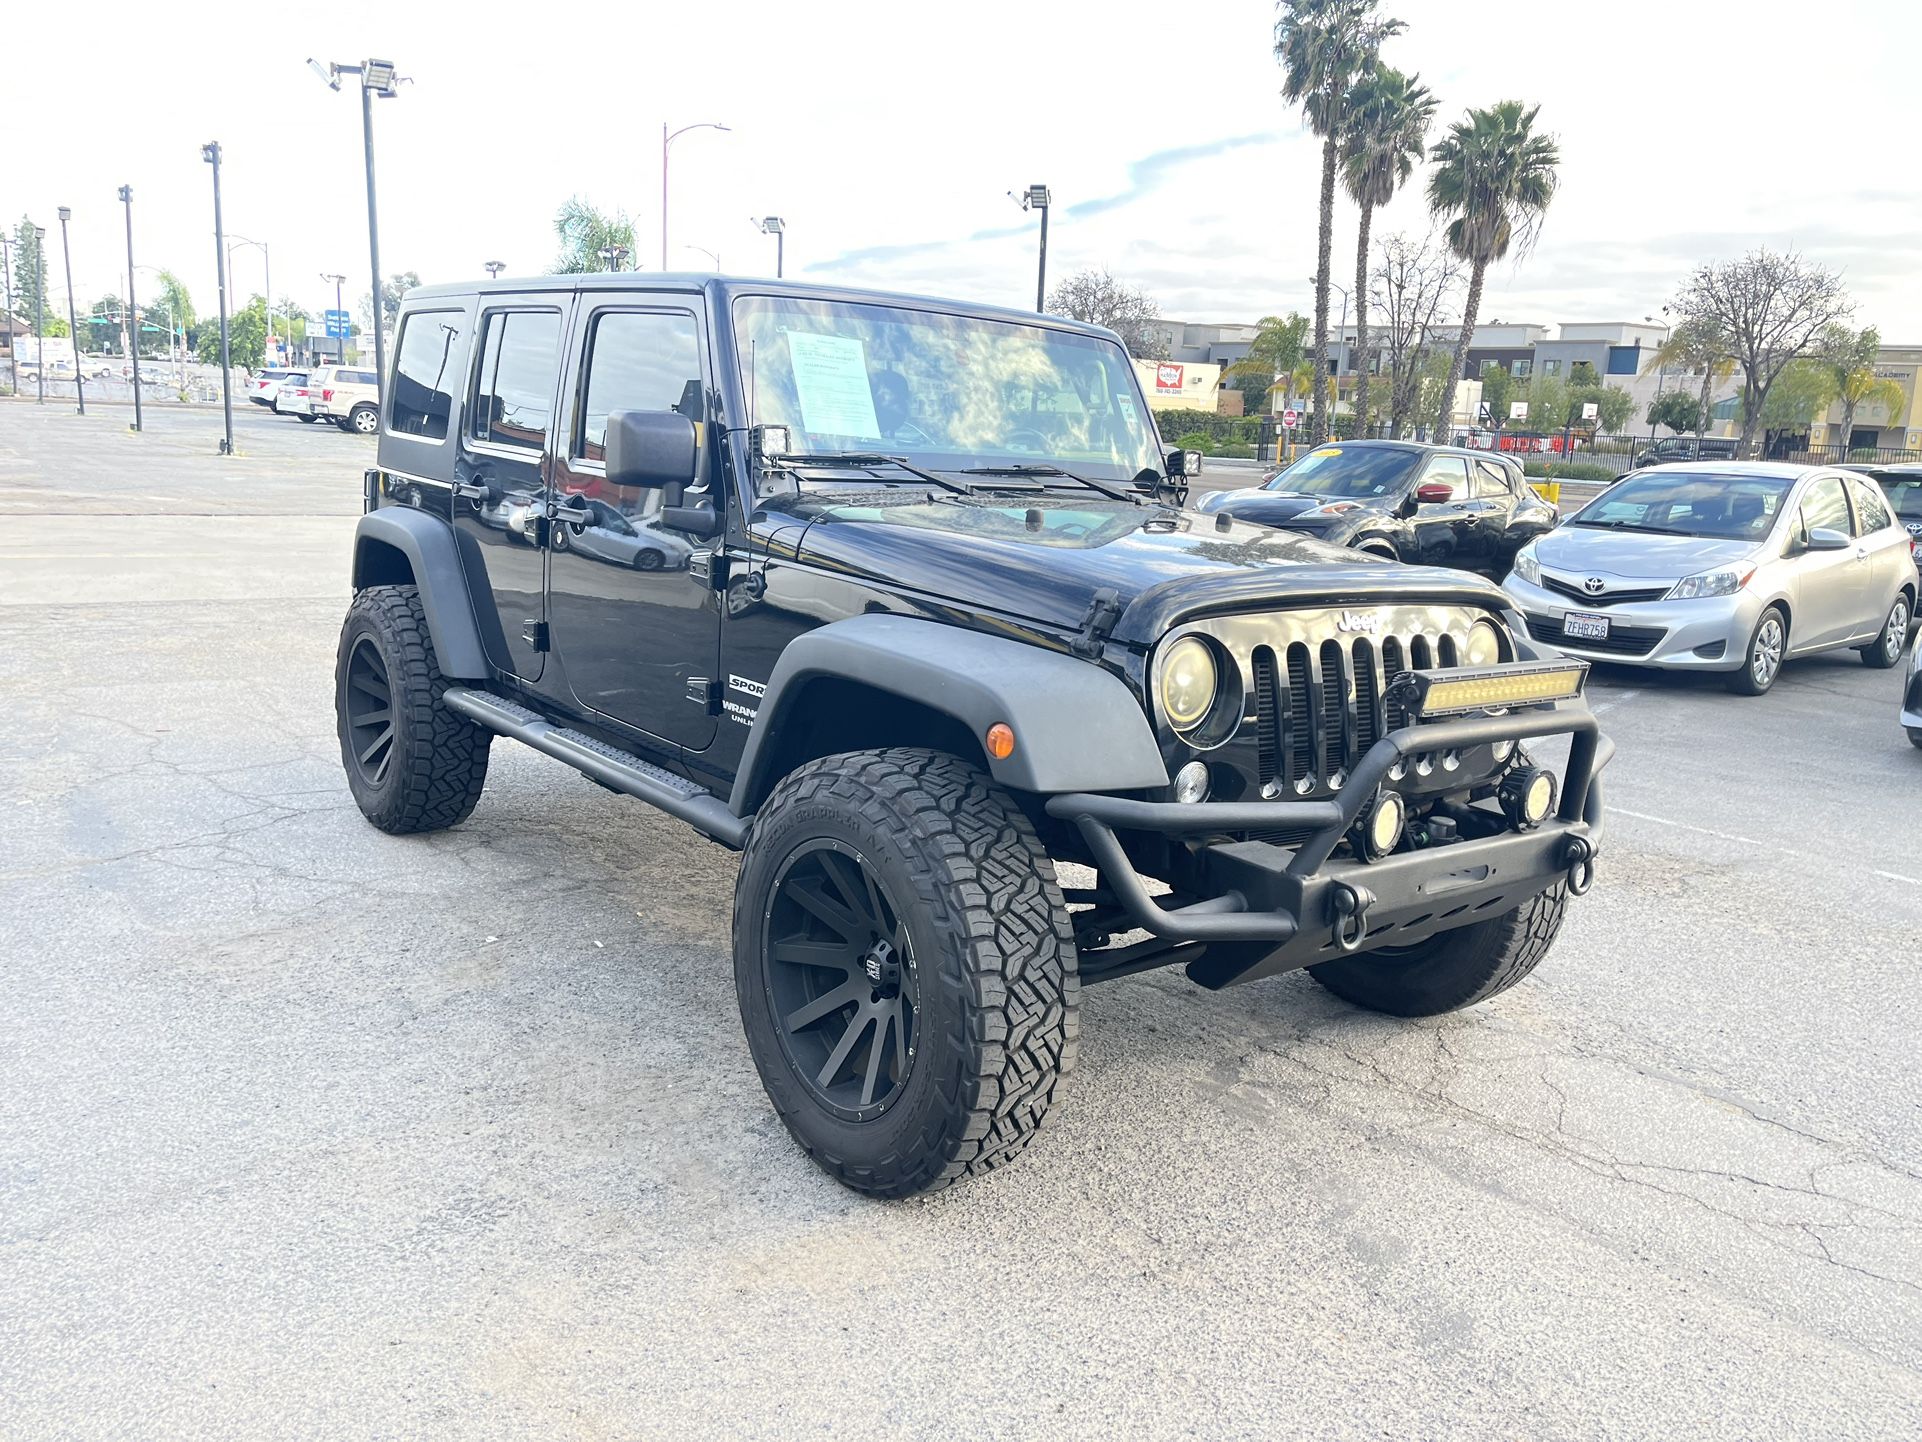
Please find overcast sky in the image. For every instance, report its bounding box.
[9,0,1921,341]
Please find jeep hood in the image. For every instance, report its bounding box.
[761,492,1510,645]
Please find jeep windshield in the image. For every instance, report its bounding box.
[734,295,1163,490]
[1263,445,1418,498]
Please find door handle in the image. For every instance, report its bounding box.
[550,501,593,525]
[452,479,489,501]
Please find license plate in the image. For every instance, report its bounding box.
[1563,611,1610,642]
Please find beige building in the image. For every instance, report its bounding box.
[1807,346,1921,452]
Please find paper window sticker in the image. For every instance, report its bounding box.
[785,332,882,439]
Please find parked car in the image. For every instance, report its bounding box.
[1631,435,1738,469]
[1193,439,1557,575]
[550,494,695,570]
[274,376,323,421]
[1902,620,1922,749]
[247,367,302,408]
[1841,462,1922,574]
[334,274,1612,1198]
[313,365,380,434]
[1504,463,1915,694]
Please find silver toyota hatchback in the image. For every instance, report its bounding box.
[1503,463,1915,695]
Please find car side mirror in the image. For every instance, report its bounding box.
[606,410,699,497]
[1806,526,1850,552]
[1166,448,1203,478]
[1414,481,1456,504]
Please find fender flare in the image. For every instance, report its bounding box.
[729,613,1169,814]
[351,507,490,679]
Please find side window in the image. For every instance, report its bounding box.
[1798,476,1851,538]
[1847,478,1892,534]
[1419,455,1469,498]
[390,309,467,440]
[470,309,562,451]
[576,310,704,464]
[1473,459,1514,498]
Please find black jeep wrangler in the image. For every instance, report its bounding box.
[336,276,1612,1197]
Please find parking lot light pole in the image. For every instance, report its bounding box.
[310,58,404,399]
[114,194,143,431]
[199,153,233,455]
[757,216,785,278]
[597,244,631,272]
[1,236,14,391]
[32,226,46,405]
[1017,185,1051,312]
[57,209,84,415]
[661,121,729,270]
[484,261,505,279]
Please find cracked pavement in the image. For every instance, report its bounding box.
[2,402,1919,1439]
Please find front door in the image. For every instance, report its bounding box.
[546,298,722,751]
[449,298,568,682]
[1786,474,1870,647]
[1408,454,1474,567]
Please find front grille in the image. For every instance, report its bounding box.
[1239,613,1467,795]
[1540,572,1670,607]
[1525,613,1666,657]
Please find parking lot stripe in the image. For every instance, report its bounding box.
[1612,805,1920,886]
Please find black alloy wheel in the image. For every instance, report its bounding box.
[342,635,397,787]
[762,840,917,1120]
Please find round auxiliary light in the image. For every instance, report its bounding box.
[985,723,1016,760]
[1499,767,1559,830]
[1357,790,1406,861]
[1158,636,1219,732]
[1464,619,1504,668]
[1174,760,1210,804]
[1492,738,1517,763]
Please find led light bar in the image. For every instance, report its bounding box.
[1398,661,1588,718]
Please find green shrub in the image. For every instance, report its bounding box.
[1213,443,1256,459]
[1521,458,1618,482]
[1174,431,1215,454]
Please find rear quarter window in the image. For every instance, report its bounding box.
[389,310,467,440]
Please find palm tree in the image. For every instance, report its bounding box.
[1340,65,1434,439]
[553,196,639,274]
[1222,312,1309,412]
[1651,319,1736,442]
[1424,100,1560,436]
[1275,0,1404,444]
[1835,367,1906,455]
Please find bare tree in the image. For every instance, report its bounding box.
[1371,232,1460,438]
[1670,249,1852,458]
[1046,268,1161,358]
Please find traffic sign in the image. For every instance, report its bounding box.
[324,309,351,339]
[1281,407,1300,429]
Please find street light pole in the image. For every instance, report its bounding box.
[1018,185,1051,312]
[57,208,83,415]
[228,235,271,363]
[661,121,730,270]
[0,237,14,392]
[757,216,785,278]
[321,272,346,364]
[199,152,234,455]
[32,226,46,406]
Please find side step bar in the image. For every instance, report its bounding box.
[442,687,749,849]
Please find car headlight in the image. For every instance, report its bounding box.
[1157,636,1219,732]
[1299,500,1362,519]
[1667,565,1754,600]
[1464,619,1504,667]
[1512,544,1541,586]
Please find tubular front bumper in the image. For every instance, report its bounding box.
[1047,705,1613,989]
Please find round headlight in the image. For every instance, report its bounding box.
[1464,619,1504,668]
[1158,637,1218,731]
[1173,760,1210,804]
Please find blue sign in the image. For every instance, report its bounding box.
[324,309,351,339]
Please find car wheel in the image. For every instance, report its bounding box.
[632,548,664,571]
[1354,538,1400,561]
[733,748,1078,1198]
[1309,885,1567,1016]
[1726,605,1788,695]
[297,413,317,423]
[1858,594,1911,669]
[336,417,353,432]
[350,405,379,435]
[1909,727,1922,750]
[334,585,491,835]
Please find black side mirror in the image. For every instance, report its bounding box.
[607,410,699,496]
[1166,448,1204,478]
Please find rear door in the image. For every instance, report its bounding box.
[447,296,569,683]
[1846,475,1911,632]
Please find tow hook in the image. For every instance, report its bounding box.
[1563,836,1596,896]
[1329,881,1376,952]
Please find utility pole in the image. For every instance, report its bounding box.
[57,209,84,414]
[117,192,142,430]
[200,149,234,455]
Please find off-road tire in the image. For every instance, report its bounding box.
[1726,605,1788,695]
[733,748,1078,1198]
[1308,883,1567,1017]
[335,585,491,834]
[1857,593,1911,669]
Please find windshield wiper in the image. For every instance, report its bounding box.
[768,452,973,495]
[959,463,1140,505]
[1571,519,1687,535]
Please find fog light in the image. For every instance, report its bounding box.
[1499,767,1558,830]
[1174,760,1210,804]
[1356,790,1406,860]
[1492,738,1516,763]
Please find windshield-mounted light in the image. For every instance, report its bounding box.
[1666,565,1755,600]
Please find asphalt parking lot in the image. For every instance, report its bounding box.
[3,402,1919,1439]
